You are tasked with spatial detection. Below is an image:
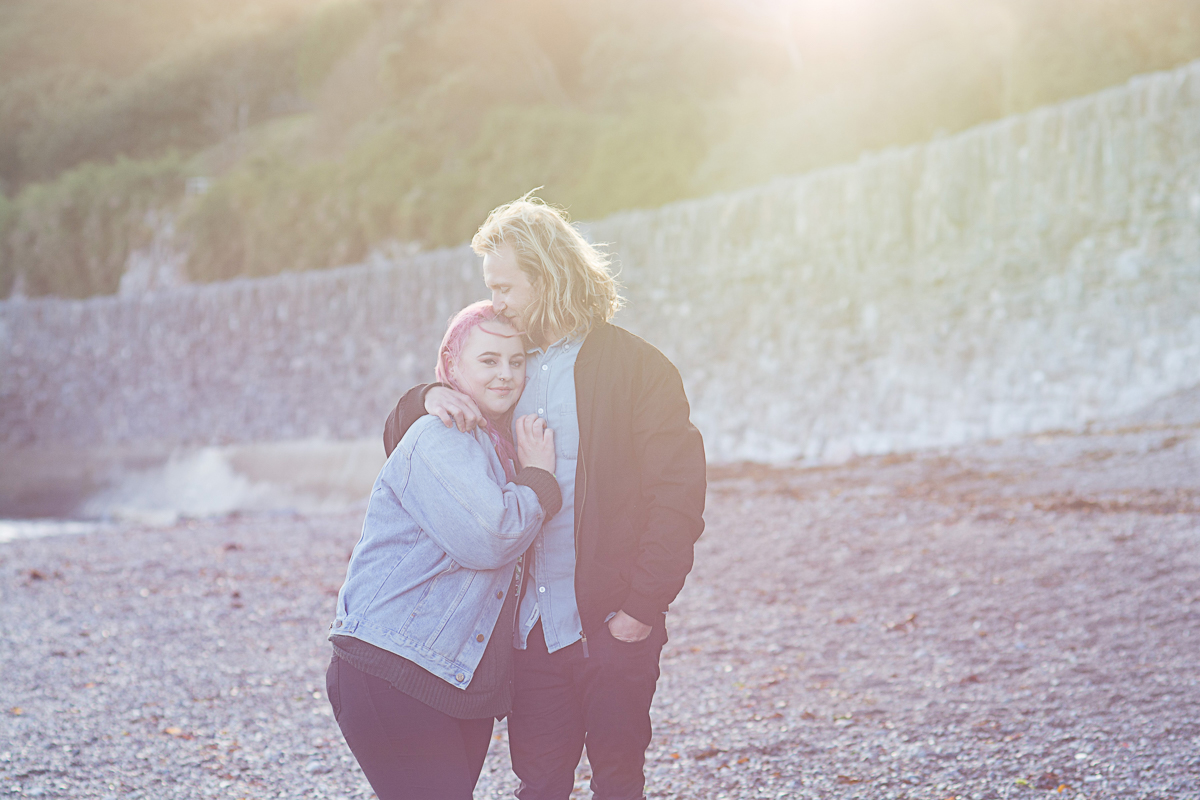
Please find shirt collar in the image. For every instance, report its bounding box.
[527,328,585,356]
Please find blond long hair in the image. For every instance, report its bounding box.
[471,194,623,344]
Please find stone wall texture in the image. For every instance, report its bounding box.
[4,61,1200,463]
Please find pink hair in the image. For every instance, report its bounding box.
[435,300,523,480]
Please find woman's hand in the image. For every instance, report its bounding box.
[515,415,556,474]
[426,386,483,432]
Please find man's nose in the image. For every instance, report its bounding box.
[491,292,505,313]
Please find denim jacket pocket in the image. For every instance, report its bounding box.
[396,560,463,645]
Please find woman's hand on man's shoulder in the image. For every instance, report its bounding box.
[425,386,484,433]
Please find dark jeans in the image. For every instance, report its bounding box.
[326,657,494,800]
[509,619,667,800]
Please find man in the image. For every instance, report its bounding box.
[383,195,706,800]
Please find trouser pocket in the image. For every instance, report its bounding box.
[325,656,342,722]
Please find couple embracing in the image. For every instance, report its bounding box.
[327,195,707,800]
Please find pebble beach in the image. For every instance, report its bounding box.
[2,417,1197,799]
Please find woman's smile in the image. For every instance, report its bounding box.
[449,323,527,421]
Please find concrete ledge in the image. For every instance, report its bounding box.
[0,439,383,520]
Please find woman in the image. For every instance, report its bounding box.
[326,301,559,800]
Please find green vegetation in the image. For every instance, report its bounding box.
[0,190,15,298]
[3,155,186,297]
[3,0,1200,297]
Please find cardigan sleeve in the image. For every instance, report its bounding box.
[383,384,434,457]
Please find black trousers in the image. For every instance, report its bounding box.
[326,657,494,800]
[509,619,667,800]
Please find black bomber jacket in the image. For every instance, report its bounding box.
[383,321,707,634]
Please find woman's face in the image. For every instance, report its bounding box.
[450,322,527,421]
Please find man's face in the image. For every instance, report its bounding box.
[483,244,537,336]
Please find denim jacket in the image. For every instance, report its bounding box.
[384,322,706,635]
[330,416,550,689]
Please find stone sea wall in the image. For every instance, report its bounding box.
[3,61,1200,465]
[1,248,480,449]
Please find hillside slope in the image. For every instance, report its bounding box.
[3,0,1200,297]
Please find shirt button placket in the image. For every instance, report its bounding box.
[539,368,547,416]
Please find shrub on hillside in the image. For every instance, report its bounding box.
[571,101,707,217]
[179,153,368,282]
[2,156,186,298]
[12,1,374,185]
[177,98,708,283]
[0,191,15,298]
[0,69,114,190]
[16,36,303,183]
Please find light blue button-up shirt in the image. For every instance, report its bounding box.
[513,334,582,653]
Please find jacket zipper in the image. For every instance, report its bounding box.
[576,412,590,657]
[572,327,597,657]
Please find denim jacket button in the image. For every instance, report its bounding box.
[476,634,485,642]
[496,590,504,599]
[335,620,342,628]
[456,673,465,682]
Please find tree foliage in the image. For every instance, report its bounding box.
[1,155,186,298]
